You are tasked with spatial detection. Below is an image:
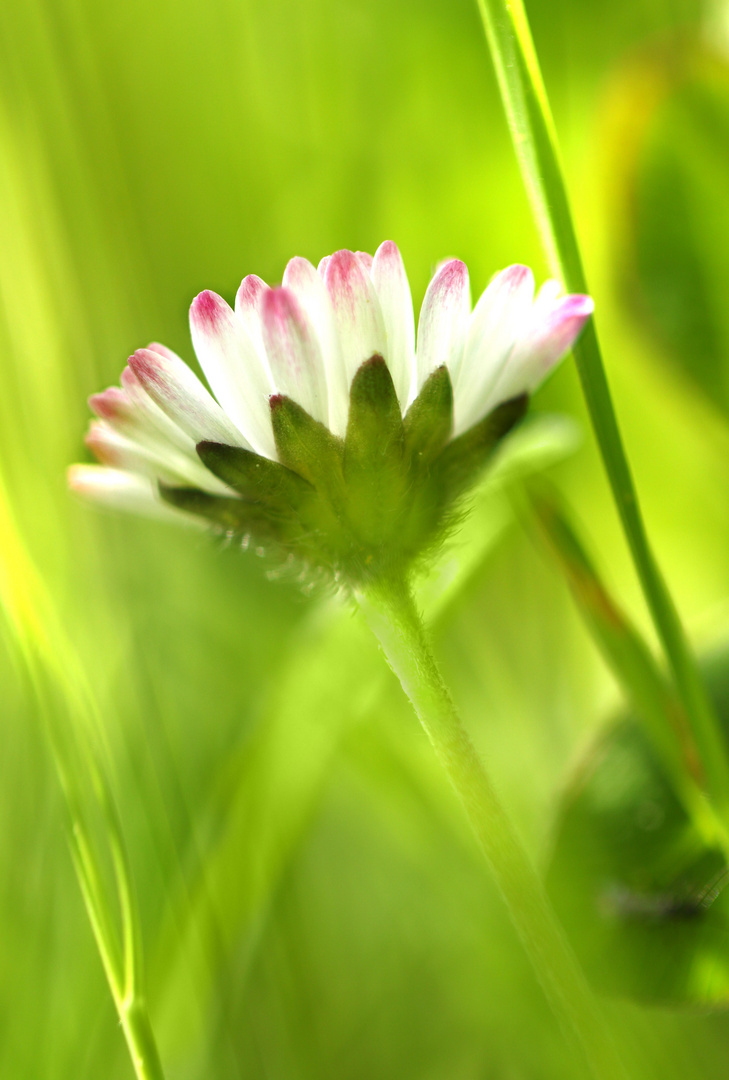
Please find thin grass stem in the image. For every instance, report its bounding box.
[0,478,166,1080]
[474,0,729,821]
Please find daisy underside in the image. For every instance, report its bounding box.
[70,242,592,586]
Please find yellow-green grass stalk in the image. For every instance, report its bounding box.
[474,0,729,825]
[0,475,165,1080]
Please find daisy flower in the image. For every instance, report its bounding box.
[69,241,592,584]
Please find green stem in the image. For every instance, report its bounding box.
[474,0,729,821]
[37,674,167,1080]
[119,1000,167,1080]
[358,579,629,1080]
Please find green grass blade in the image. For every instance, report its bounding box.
[529,485,728,854]
[475,0,729,822]
[0,475,165,1080]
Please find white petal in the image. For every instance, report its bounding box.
[317,255,331,279]
[91,364,188,453]
[121,362,200,454]
[324,249,387,436]
[86,421,232,495]
[92,366,234,491]
[489,294,594,406]
[235,275,269,353]
[371,240,415,410]
[129,347,249,448]
[189,290,276,458]
[533,279,563,316]
[416,259,471,391]
[261,287,328,423]
[356,251,374,272]
[67,465,203,526]
[88,386,136,425]
[283,256,344,431]
[453,265,535,435]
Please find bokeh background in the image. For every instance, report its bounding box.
[3,0,729,1076]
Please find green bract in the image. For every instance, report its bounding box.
[162,357,526,585]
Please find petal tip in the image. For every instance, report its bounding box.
[129,347,161,382]
[66,463,87,491]
[496,264,534,292]
[236,274,268,311]
[376,239,399,258]
[435,258,468,286]
[88,387,128,420]
[190,289,227,330]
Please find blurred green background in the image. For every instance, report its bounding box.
[4,0,729,1076]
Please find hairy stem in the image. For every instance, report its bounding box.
[358,579,629,1080]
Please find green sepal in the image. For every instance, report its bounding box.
[269,395,351,559]
[158,483,282,538]
[403,364,453,472]
[162,380,529,586]
[345,354,404,464]
[270,395,344,494]
[196,441,313,510]
[433,393,528,497]
[343,354,407,552]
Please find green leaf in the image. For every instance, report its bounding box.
[546,648,729,1008]
[529,485,707,814]
[403,365,453,472]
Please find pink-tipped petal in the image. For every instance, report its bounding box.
[453,265,535,435]
[317,255,331,279]
[118,364,199,455]
[324,249,387,435]
[89,386,134,423]
[85,421,177,480]
[416,259,471,390]
[69,464,153,504]
[147,341,180,362]
[85,421,129,468]
[531,294,594,374]
[371,240,416,409]
[494,294,594,404]
[261,287,328,424]
[356,251,374,272]
[85,420,232,494]
[235,274,269,352]
[91,373,200,463]
[68,465,203,525]
[189,290,275,457]
[283,256,344,430]
[130,346,249,449]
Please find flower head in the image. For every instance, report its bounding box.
[69,241,592,585]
